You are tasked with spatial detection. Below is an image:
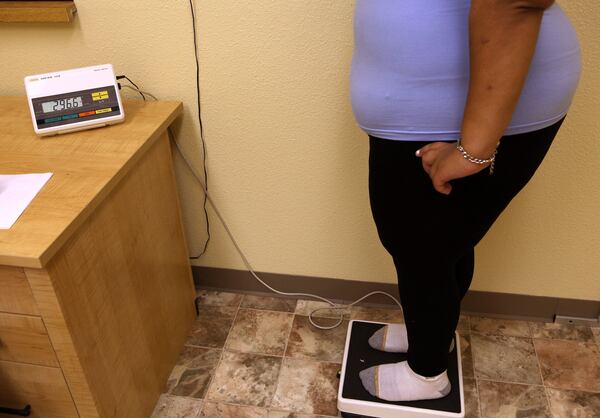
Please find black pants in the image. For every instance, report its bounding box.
[368,118,565,377]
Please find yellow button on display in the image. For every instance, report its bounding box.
[92,91,109,101]
[95,108,112,114]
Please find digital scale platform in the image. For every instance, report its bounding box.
[338,321,465,418]
[24,64,124,136]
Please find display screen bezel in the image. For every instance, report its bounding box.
[31,85,121,130]
[41,96,84,113]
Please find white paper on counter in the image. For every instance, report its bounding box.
[0,173,53,229]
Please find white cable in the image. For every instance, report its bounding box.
[125,84,403,329]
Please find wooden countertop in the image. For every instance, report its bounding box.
[0,97,183,268]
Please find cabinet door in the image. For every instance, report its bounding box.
[0,360,79,418]
[0,313,58,367]
[0,266,39,315]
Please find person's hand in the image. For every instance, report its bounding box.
[416,142,487,195]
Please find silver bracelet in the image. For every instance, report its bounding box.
[456,138,498,175]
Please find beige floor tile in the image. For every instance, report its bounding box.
[295,300,350,319]
[477,380,550,418]
[546,387,600,418]
[593,327,600,346]
[196,290,243,307]
[349,306,404,323]
[151,394,203,418]
[166,346,221,398]
[241,295,297,312]
[471,333,542,384]
[457,315,470,332]
[459,331,474,379]
[470,317,531,338]
[463,377,480,418]
[534,339,600,393]
[186,305,238,348]
[199,402,268,417]
[285,315,348,363]
[271,358,340,416]
[226,309,294,356]
[207,351,282,407]
[529,321,595,343]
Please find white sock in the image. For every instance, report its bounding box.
[368,324,455,353]
[359,361,451,402]
[368,323,408,353]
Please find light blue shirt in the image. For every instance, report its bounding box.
[350,0,581,141]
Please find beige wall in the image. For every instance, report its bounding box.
[1,1,598,301]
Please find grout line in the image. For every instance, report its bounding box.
[471,326,596,344]
[531,338,547,390]
[461,314,472,335]
[152,394,204,418]
[194,396,204,418]
[474,377,483,418]
[526,320,536,339]
[531,338,549,389]
[527,333,554,415]
[462,333,476,379]
[541,385,553,417]
[475,377,547,388]
[267,313,298,409]
[470,330,537,340]
[279,312,295,360]
[200,296,242,406]
[235,305,297,315]
[268,406,341,418]
[530,336,555,416]
[181,397,341,418]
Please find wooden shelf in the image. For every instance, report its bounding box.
[0,1,76,23]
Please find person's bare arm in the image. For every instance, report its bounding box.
[418,0,555,194]
[461,0,554,156]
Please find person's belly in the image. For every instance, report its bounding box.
[350,0,581,141]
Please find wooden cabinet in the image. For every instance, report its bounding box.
[0,361,79,418]
[0,98,196,418]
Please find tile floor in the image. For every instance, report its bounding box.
[151,290,600,418]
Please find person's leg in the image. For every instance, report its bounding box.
[455,248,475,302]
[367,136,465,372]
[361,117,565,401]
[360,136,462,400]
[369,248,471,353]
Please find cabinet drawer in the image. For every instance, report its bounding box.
[0,360,79,418]
[0,266,39,315]
[0,313,58,367]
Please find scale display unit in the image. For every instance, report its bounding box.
[338,321,465,418]
[25,64,124,136]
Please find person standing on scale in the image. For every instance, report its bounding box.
[351,0,581,402]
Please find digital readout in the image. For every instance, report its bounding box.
[41,96,84,113]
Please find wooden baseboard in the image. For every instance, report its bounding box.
[193,266,600,323]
